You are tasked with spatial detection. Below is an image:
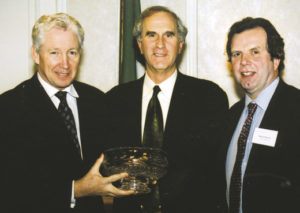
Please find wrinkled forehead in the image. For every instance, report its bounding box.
[142,11,177,32]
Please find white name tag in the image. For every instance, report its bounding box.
[252,127,278,147]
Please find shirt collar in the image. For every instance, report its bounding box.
[245,77,279,110]
[143,70,177,98]
[37,72,79,99]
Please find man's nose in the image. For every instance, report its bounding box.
[156,36,165,48]
[241,54,250,65]
[61,54,70,69]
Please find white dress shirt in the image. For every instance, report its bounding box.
[141,70,177,140]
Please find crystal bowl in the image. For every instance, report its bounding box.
[102,147,168,194]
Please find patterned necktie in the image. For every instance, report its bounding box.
[141,85,163,212]
[55,91,81,158]
[143,85,164,148]
[229,102,258,213]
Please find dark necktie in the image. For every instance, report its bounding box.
[229,102,258,213]
[141,85,163,212]
[143,85,164,148]
[55,91,81,158]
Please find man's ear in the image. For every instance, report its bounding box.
[178,40,185,54]
[31,45,39,64]
[273,58,280,72]
[137,40,143,54]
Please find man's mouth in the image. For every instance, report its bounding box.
[241,71,255,76]
[154,53,166,57]
[56,71,70,77]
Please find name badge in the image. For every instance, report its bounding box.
[252,127,278,147]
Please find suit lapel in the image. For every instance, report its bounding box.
[72,82,100,161]
[246,80,287,172]
[131,78,144,145]
[26,74,65,130]
[258,80,285,130]
[73,84,87,159]
[29,75,82,162]
[163,73,187,148]
[227,100,245,144]
[219,100,245,175]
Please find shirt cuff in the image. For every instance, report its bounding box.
[70,180,76,208]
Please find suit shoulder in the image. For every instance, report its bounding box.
[106,78,142,97]
[181,74,224,90]
[280,82,300,108]
[0,78,32,102]
[229,99,244,112]
[284,82,300,97]
[73,81,105,97]
[180,74,227,98]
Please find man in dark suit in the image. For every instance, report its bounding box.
[1,13,133,213]
[106,6,228,213]
[215,17,300,213]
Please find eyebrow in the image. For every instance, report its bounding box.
[231,46,262,53]
[145,30,176,36]
[145,31,156,36]
[165,31,175,35]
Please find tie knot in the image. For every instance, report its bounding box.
[55,91,67,101]
[153,85,161,97]
[247,102,258,116]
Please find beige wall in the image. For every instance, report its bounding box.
[195,0,300,105]
[67,0,120,92]
[1,0,300,106]
[0,0,32,91]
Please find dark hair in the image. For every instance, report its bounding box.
[133,5,188,42]
[226,17,285,73]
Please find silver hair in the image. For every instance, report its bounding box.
[133,6,188,42]
[32,12,84,52]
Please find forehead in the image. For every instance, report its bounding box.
[43,27,79,47]
[231,27,267,50]
[142,11,177,32]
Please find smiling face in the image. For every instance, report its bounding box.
[231,27,280,99]
[32,27,80,90]
[137,11,184,80]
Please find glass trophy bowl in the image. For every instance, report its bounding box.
[102,147,168,194]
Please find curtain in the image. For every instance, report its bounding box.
[119,0,141,84]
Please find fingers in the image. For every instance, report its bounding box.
[90,154,104,174]
[109,186,135,197]
[105,172,129,183]
[101,173,135,197]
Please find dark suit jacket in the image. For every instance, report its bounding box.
[106,72,229,213]
[215,79,300,213]
[1,74,107,213]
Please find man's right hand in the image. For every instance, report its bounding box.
[74,154,135,198]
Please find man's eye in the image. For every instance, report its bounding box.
[69,50,78,56]
[252,50,259,55]
[166,32,175,37]
[146,32,155,37]
[232,52,241,57]
[50,51,57,55]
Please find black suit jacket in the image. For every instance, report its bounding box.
[106,72,229,213]
[1,74,107,213]
[215,79,300,213]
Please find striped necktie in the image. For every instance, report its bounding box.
[229,102,258,213]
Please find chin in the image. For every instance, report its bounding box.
[55,81,72,89]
